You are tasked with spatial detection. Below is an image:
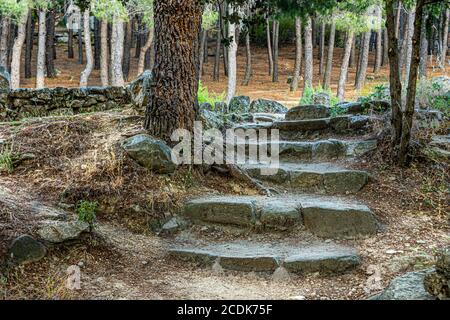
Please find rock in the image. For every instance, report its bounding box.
[199,102,214,112]
[260,200,301,230]
[323,170,368,193]
[312,140,346,159]
[436,247,450,277]
[424,271,450,300]
[272,267,291,282]
[0,66,10,90]
[228,96,251,113]
[371,270,435,300]
[122,134,176,174]
[37,221,90,244]
[126,70,152,109]
[8,235,47,266]
[214,102,228,113]
[249,99,288,113]
[312,92,330,107]
[286,105,330,120]
[159,217,186,235]
[198,109,225,130]
[384,254,435,273]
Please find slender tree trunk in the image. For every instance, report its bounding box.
[80,10,93,87]
[386,0,403,149]
[374,25,383,73]
[135,17,142,59]
[143,0,202,142]
[94,18,101,70]
[6,23,14,72]
[319,22,326,76]
[137,26,154,75]
[122,21,132,81]
[36,10,47,89]
[68,28,74,59]
[24,13,33,79]
[0,18,10,68]
[355,31,371,90]
[440,9,449,68]
[100,19,109,86]
[266,18,273,76]
[323,21,336,89]
[226,5,237,104]
[242,32,252,86]
[198,29,207,80]
[272,20,279,82]
[290,17,302,92]
[213,27,221,81]
[382,28,389,66]
[111,18,125,86]
[350,35,356,68]
[419,11,429,77]
[78,21,83,64]
[337,31,355,100]
[404,6,416,83]
[399,0,426,165]
[45,10,57,78]
[303,16,313,93]
[395,1,402,39]
[10,10,29,89]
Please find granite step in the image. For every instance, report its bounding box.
[183,195,378,238]
[169,240,361,275]
[242,162,368,194]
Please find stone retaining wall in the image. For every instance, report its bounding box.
[0,86,134,121]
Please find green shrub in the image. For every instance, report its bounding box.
[0,147,14,173]
[299,85,340,107]
[198,81,225,107]
[77,200,98,229]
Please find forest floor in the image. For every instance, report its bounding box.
[0,109,448,300]
[18,41,450,106]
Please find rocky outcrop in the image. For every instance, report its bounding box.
[249,99,288,113]
[121,134,176,174]
[37,221,90,244]
[286,105,330,120]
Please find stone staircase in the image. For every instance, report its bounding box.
[168,104,381,276]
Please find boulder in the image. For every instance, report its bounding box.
[37,221,90,244]
[199,109,225,130]
[423,247,450,300]
[312,92,330,107]
[286,105,330,120]
[8,235,47,266]
[228,96,251,113]
[371,270,435,300]
[126,70,152,109]
[249,99,288,113]
[122,134,176,174]
[0,66,10,90]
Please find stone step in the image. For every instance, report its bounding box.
[235,139,377,161]
[242,162,368,194]
[183,195,378,238]
[169,241,361,275]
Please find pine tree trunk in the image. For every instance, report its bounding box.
[419,11,429,78]
[242,32,252,86]
[404,7,416,83]
[143,0,202,142]
[94,18,101,70]
[226,5,237,104]
[319,22,326,76]
[440,9,449,68]
[303,16,313,93]
[122,21,132,81]
[374,26,383,73]
[6,23,14,72]
[198,29,207,80]
[213,27,221,81]
[382,28,389,66]
[100,19,109,86]
[135,17,142,59]
[68,28,74,59]
[272,20,279,83]
[355,31,371,90]
[323,22,336,90]
[290,17,302,92]
[45,10,57,78]
[266,18,273,76]
[36,10,46,89]
[10,10,29,89]
[399,0,426,165]
[386,0,403,149]
[80,10,93,87]
[0,18,10,68]
[337,31,354,100]
[350,35,356,68]
[111,18,125,87]
[137,26,154,75]
[78,21,83,64]
[25,13,33,79]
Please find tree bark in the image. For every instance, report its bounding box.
[143,0,202,142]
[25,12,34,79]
[100,19,109,86]
[78,20,83,64]
[68,28,74,59]
[242,32,252,86]
[355,31,371,90]
[319,22,326,76]
[385,0,403,148]
[0,18,10,68]
[123,21,133,81]
[36,10,47,89]
[10,10,29,89]
[213,27,221,81]
[303,16,313,92]
[111,18,125,86]
[374,25,383,73]
[404,6,416,83]
[80,9,93,87]
[419,11,429,77]
[94,18,101,70]
[382,28,389,66]
[266,18,273,76]
[290,17,302,92]
[45,10,57,78]
[350,35,356,68]
[337,31,354,100]
[137,26,154,75]
[398,0,426,165]
[323,21,336,89]
[226,5,237,104]
[440,8,449,68]
[272,20,279,82]
[198,29,207,80]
